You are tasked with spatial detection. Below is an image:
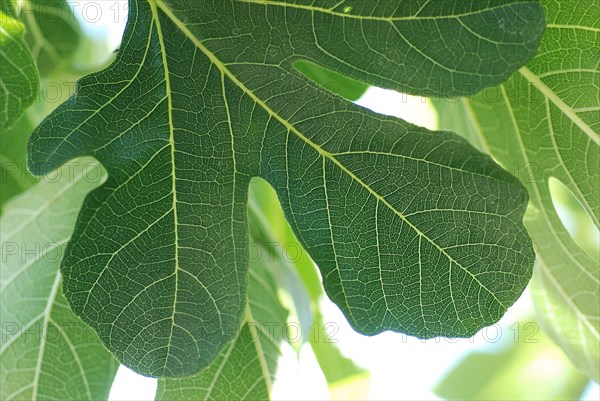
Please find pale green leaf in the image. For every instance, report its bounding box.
[0,158,118,401]
[434,320,589,400]
[435,0,599,382]
[27,0,540,377]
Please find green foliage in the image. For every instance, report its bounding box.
[0,0,39,129]
[26,0,542,377]
[21,0,82,76]
[247,179,370,395]
[436,0,600,382]
[156,240,288,400]
[0,113,37,207]
[434,318,590,400]
[0,0,87,211]
[0,159,118,400]
[0,0,597,399]
[294,61,368,101]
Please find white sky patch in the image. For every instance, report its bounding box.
[72,1,127,50]
[355,87,438,130]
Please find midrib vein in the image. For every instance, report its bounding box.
[235,0,529,23]
[153,0,506,309]
[245,306,272,396]
[519,66,599,146]
[31,273,62,400]
[150,1,181,365]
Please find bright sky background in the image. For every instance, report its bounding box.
[66,3,599,400]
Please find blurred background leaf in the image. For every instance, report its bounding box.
[434,317,590,400]
[0,0,39,129]
[21,0,82,77]
[249,178,371,399]
[294,61,368,102]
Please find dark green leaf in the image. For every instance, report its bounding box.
[156,240,288,400]
[27,0,539,376]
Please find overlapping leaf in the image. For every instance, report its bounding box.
[27,0,542,376]
[434,320,589,400]
[1,0,86,211]
[436,0,599,382]
[248,178,370,394]
[156,236,288,400]
[0,158,118,400]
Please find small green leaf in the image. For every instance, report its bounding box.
[435,0,599,382]
[0,158,118,401]
[27,0,540,377]
[294,60,368,101]
[0,1,39,129]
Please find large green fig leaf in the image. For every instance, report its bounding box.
[27,0,543,376]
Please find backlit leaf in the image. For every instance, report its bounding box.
[435,0,599,382]
[27,0,541,377]
[156,239,288,400]
[0,158,118,400]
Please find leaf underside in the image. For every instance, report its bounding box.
[156,238,288,400]
[27,0,542,377]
